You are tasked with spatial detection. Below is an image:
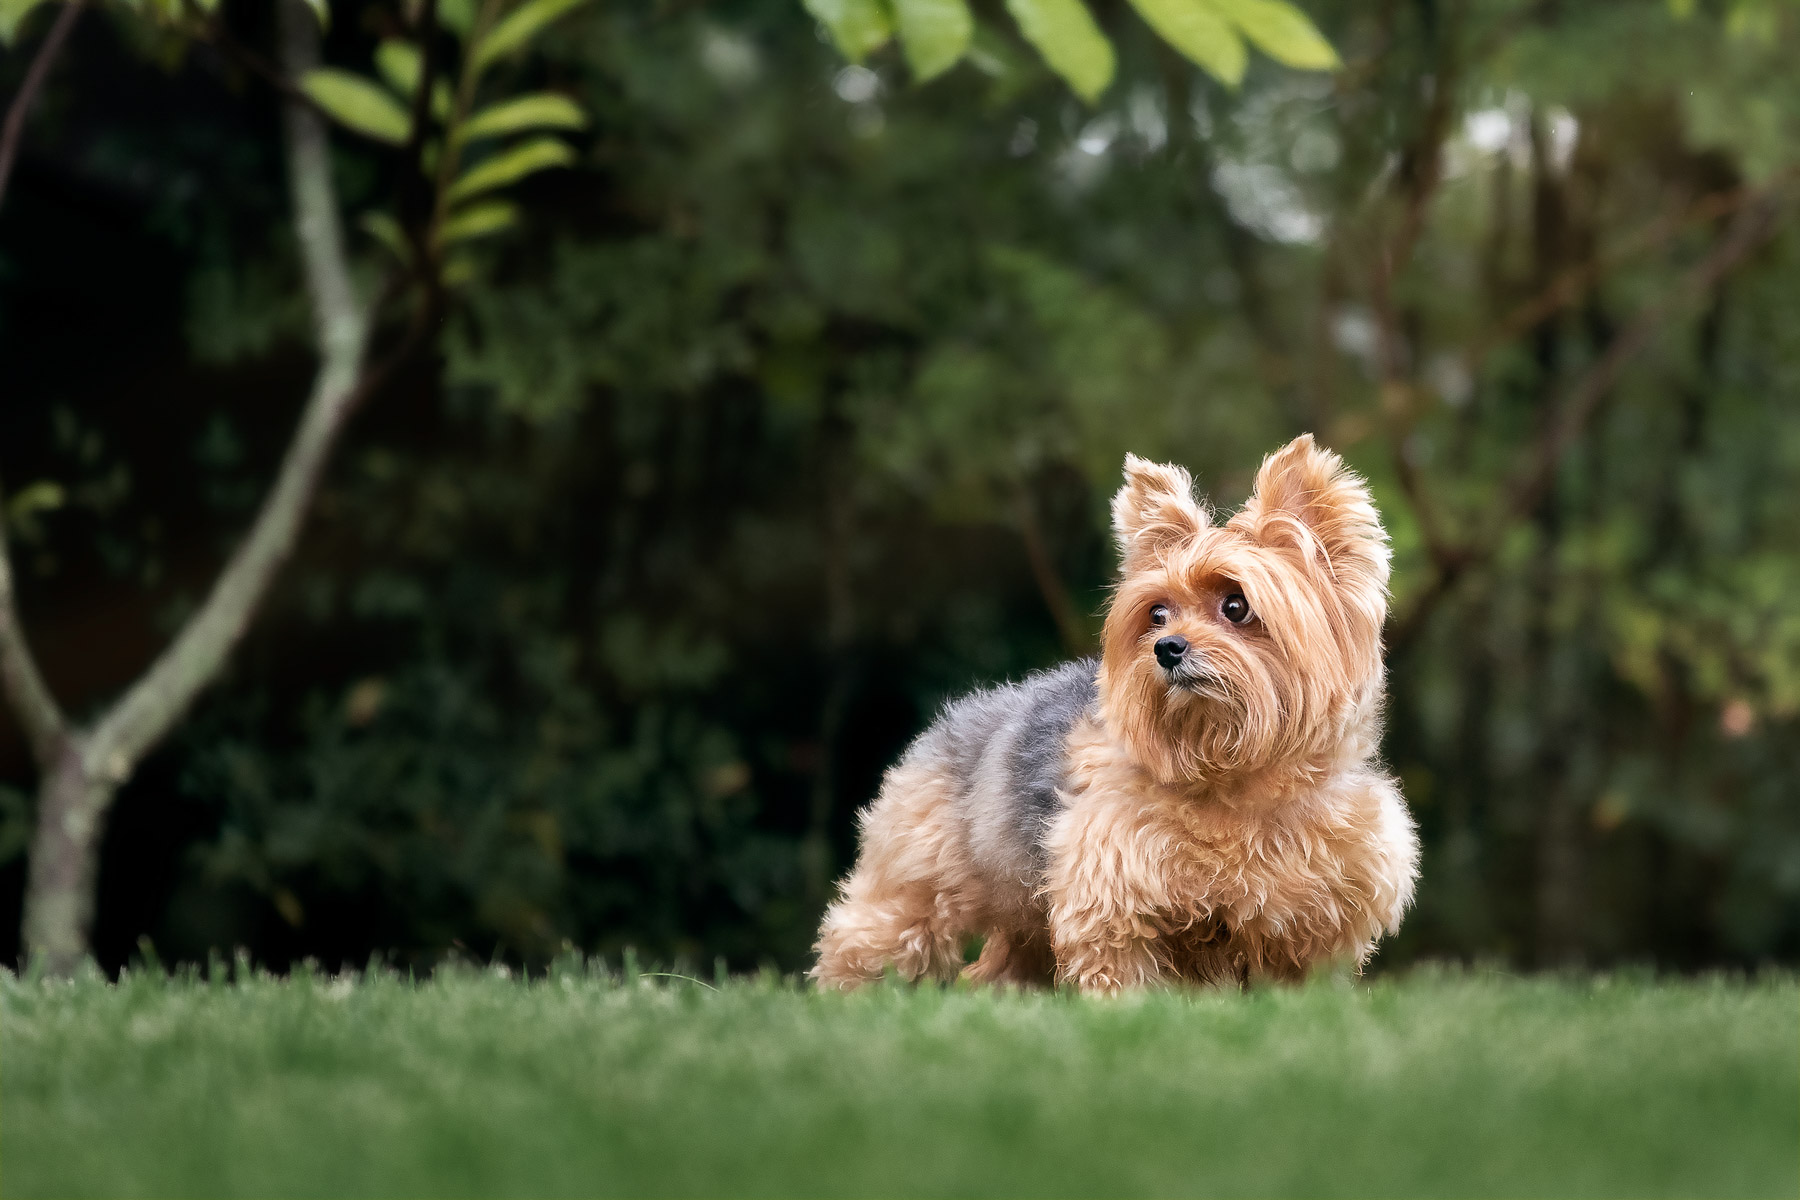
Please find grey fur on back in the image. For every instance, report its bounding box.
[901,658,1099,887]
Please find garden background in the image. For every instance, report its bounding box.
[2,0,1798,978]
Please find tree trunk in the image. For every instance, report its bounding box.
[19,740,115,976]
[6,0,374,973]
[804,400,857,901]
[1533,771,1585,966]
[1014,482,1091,657]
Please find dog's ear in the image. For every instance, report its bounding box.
[1235,434,1390,598]
[1112,454,1208,573]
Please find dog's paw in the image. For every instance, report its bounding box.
[1078,974,1126,996]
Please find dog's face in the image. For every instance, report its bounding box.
[1099,435,1391,783]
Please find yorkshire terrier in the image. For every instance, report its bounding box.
[812,435,1418,992]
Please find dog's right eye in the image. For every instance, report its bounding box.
[1148,604,1170,627]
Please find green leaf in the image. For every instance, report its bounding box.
[1128,0,1244,86]
[0,0,55,45]
[461,93,587,141]
[442,255,479,287]
[6,480,64,521]
[1725,0,1778,43]
[965,21,1042,103]
[1004,0,1114,102]
[301,69,412,144]
[375,39,422,96]
[299,0,329,30]
[375,40,453,118]
[358,212,412,263]
[471,0,592,72]
[1215,0,1338,70]
[439,0,476,35]
[803,0,892,62]
[891,0,974,82]
[440,200,520,244]
[446,137,575,204]
[966,22,1029,76]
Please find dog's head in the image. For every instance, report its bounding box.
[1099,435,1390,784]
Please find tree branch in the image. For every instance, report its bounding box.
[1367,16,1461,381]
[0,480,67,767]
[1386,183,1789,652]
[192,7,329,120]
[428,0,504,252]
[1014,484,1092,657]
[1462,181,1767,378]
[84,0,372,780]
[0,0,85,765]
[0,0,82,209]
[1366,39,1462,583]
[1496,188,1786,531]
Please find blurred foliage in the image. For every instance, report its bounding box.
[1,0,1798,971]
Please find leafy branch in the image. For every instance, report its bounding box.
[1384,179,1792,654]
[296,0,591,289]
[804,0,1338,102]
[0,0,593,973]
[0,0,82,206]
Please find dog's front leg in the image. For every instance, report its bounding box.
[1045,897,1166,993]
[1040,799,1175,993]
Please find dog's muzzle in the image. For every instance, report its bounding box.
[1160,644,1226,697]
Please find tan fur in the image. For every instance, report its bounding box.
[812,758,1049,989]
[812,435,1419,993]
[1043,714,1414,990]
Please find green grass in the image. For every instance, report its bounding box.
[2,964,1795,1198]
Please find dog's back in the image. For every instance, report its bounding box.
[810,659,1097,988]
[908,659,1099,887]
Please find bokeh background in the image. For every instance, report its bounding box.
[2,0,1798,975]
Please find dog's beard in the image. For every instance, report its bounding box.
[1162,661,1234,704]
[1153,662,1259,776]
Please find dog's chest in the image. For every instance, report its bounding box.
[1130,780,1368,931]
[1185,808,1344,920]
[1060,728,1376,922]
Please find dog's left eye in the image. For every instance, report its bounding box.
[1148,604,1170,627]
[1221,593,1252,624]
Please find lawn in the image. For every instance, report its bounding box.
[2,962,1794,1198]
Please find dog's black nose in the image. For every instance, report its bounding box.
[1154,635,1188,670]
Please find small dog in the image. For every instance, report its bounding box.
[812,435,1418,992]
